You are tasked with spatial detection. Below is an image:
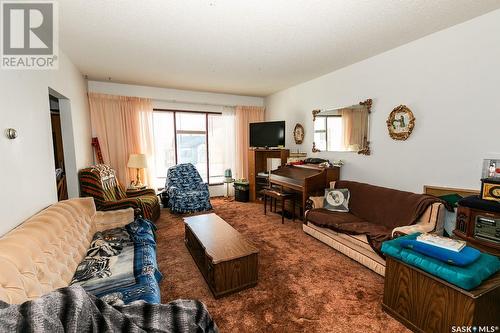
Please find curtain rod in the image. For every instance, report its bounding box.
[153,98,238,108]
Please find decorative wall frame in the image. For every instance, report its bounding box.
[386,105,415,141]
[293,123,304,144]
[311,99,372,155]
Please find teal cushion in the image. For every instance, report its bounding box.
[381,233,414,260]
[399,239,481,266]
[382,233,500,290]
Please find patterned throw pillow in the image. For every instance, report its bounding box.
[323,188,350,212]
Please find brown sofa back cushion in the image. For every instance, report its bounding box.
[335,180,438,230]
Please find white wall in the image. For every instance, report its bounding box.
[0,51,92,236]
[88,81,264,196]
[87,81,264,109]
[265,9,500,193]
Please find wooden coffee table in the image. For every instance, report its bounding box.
[184,213,259,298]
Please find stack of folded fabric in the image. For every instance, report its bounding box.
[71,217,162,304]
[381,232,500,290]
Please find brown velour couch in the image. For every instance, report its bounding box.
[304,180,444,276]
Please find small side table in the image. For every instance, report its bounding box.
[223,178,234,201]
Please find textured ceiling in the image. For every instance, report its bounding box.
[59,0,500,96]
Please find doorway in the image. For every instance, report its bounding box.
[49,94,68,201]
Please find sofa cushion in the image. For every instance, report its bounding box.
[324,188,350,212]
[335,180,440,229]
[307,208,366,226]
[307,207,393,254]
[0,198,97,304]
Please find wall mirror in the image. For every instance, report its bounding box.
[312,99,372,155]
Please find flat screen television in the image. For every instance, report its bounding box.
[249,121,285,148]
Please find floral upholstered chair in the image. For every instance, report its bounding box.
[79,164,160,222]
[161,163,212,214]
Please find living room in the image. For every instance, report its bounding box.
[1,1,499,332]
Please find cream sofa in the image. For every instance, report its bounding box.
[304,181,445,276]
[0,197,134,304]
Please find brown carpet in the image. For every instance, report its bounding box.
[156,198,409,333]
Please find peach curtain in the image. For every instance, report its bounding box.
[88,93,154,187]
[235,106,265,179]
[340,107,368,151]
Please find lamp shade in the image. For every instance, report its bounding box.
[127,154,148,169]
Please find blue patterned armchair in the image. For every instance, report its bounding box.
[161,163,212,214]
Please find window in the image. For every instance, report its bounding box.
[153,112,176,183]
[208,113,225,184]
[176,112,208,182]
[153,110,233,186]
[313,115,344,151]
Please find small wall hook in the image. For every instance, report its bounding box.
[5,128,18,139]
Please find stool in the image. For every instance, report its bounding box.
[261,189,295,224]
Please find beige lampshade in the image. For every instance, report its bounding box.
[127,154,148,169]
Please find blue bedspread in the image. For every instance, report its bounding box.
[73,218,162,304]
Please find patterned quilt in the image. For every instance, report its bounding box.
[71,218,162,304]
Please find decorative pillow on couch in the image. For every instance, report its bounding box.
[324,188,350,212]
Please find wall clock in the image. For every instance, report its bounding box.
[293,123,304,144]
[386,105,415,140]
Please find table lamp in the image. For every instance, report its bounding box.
[127,153,147,187]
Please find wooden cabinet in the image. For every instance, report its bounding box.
[184,214,259,298]
[248,149,289,201]
[383,257,500,333]
[454,205,500,256]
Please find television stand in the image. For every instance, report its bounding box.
[250,147,285,150]
[248,148,290,201]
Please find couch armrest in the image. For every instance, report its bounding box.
[391,220,437,238]
[308,196,324,209]
[126,188,156,197]
[304,196,324,220]
[94,208,135,232]
[391,202,445,238]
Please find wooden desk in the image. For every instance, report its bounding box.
[184,213,259,298]
[383,257,500,333]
